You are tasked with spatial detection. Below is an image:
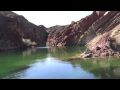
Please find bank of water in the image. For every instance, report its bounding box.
[0,46,120,79]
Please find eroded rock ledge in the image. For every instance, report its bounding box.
[81,11,120,58]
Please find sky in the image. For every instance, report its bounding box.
[13,11,93,28]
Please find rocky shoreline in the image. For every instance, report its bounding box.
[80,11,120,58]
[0,11,120,58]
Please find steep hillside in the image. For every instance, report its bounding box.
[80,11,120,58]
[0,11,48,50]
[46,11,103,46]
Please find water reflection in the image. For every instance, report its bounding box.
[70,57,120,79]
[3,57,95,79]
[48,46,85,60]
[0,47,48,78]
[1,47,120,79]
[2,67,28,79]
[22,48,37,57]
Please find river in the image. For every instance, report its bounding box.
[0,46,120,79]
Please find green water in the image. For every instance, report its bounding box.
[0,46,120,79]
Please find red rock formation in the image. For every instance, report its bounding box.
[82,32,118,58]
[46,11,103,46]
[81,11,120,58]
[0,11,48,50]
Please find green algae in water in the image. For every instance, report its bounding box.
[1,46,120,79]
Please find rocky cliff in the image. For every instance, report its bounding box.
[1,10,120,58]
[46,11,120,58]
[46,11,103,46]
[0,11,48,50]
[80,11,120,58]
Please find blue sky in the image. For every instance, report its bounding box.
[13,11,92,27]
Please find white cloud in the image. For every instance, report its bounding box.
[13,11,92,27]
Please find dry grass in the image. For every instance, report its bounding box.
[110,24,120,38]
[86,34,103,49]
[110,24,120,47]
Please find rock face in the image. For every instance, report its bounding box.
[1,10,120,58]
[46,11,103,46]
[77,11,118,45]
[0,11,48,50]
[81,11,120,58]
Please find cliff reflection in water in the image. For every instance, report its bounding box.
[48,46,85,60]
[70,57,120,79]
[22,48,37,57]
[1,46,120,79]
[0,48,48,78]
[48,47,120,79]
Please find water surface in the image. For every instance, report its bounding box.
[0,46,120,79]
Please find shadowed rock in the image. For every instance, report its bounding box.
[0,11,48,50]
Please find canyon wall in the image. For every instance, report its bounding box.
[80,11,120,58]
[0,11,48,50]
[46,11,103,46]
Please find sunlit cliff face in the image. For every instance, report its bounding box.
[96,11,107,16]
